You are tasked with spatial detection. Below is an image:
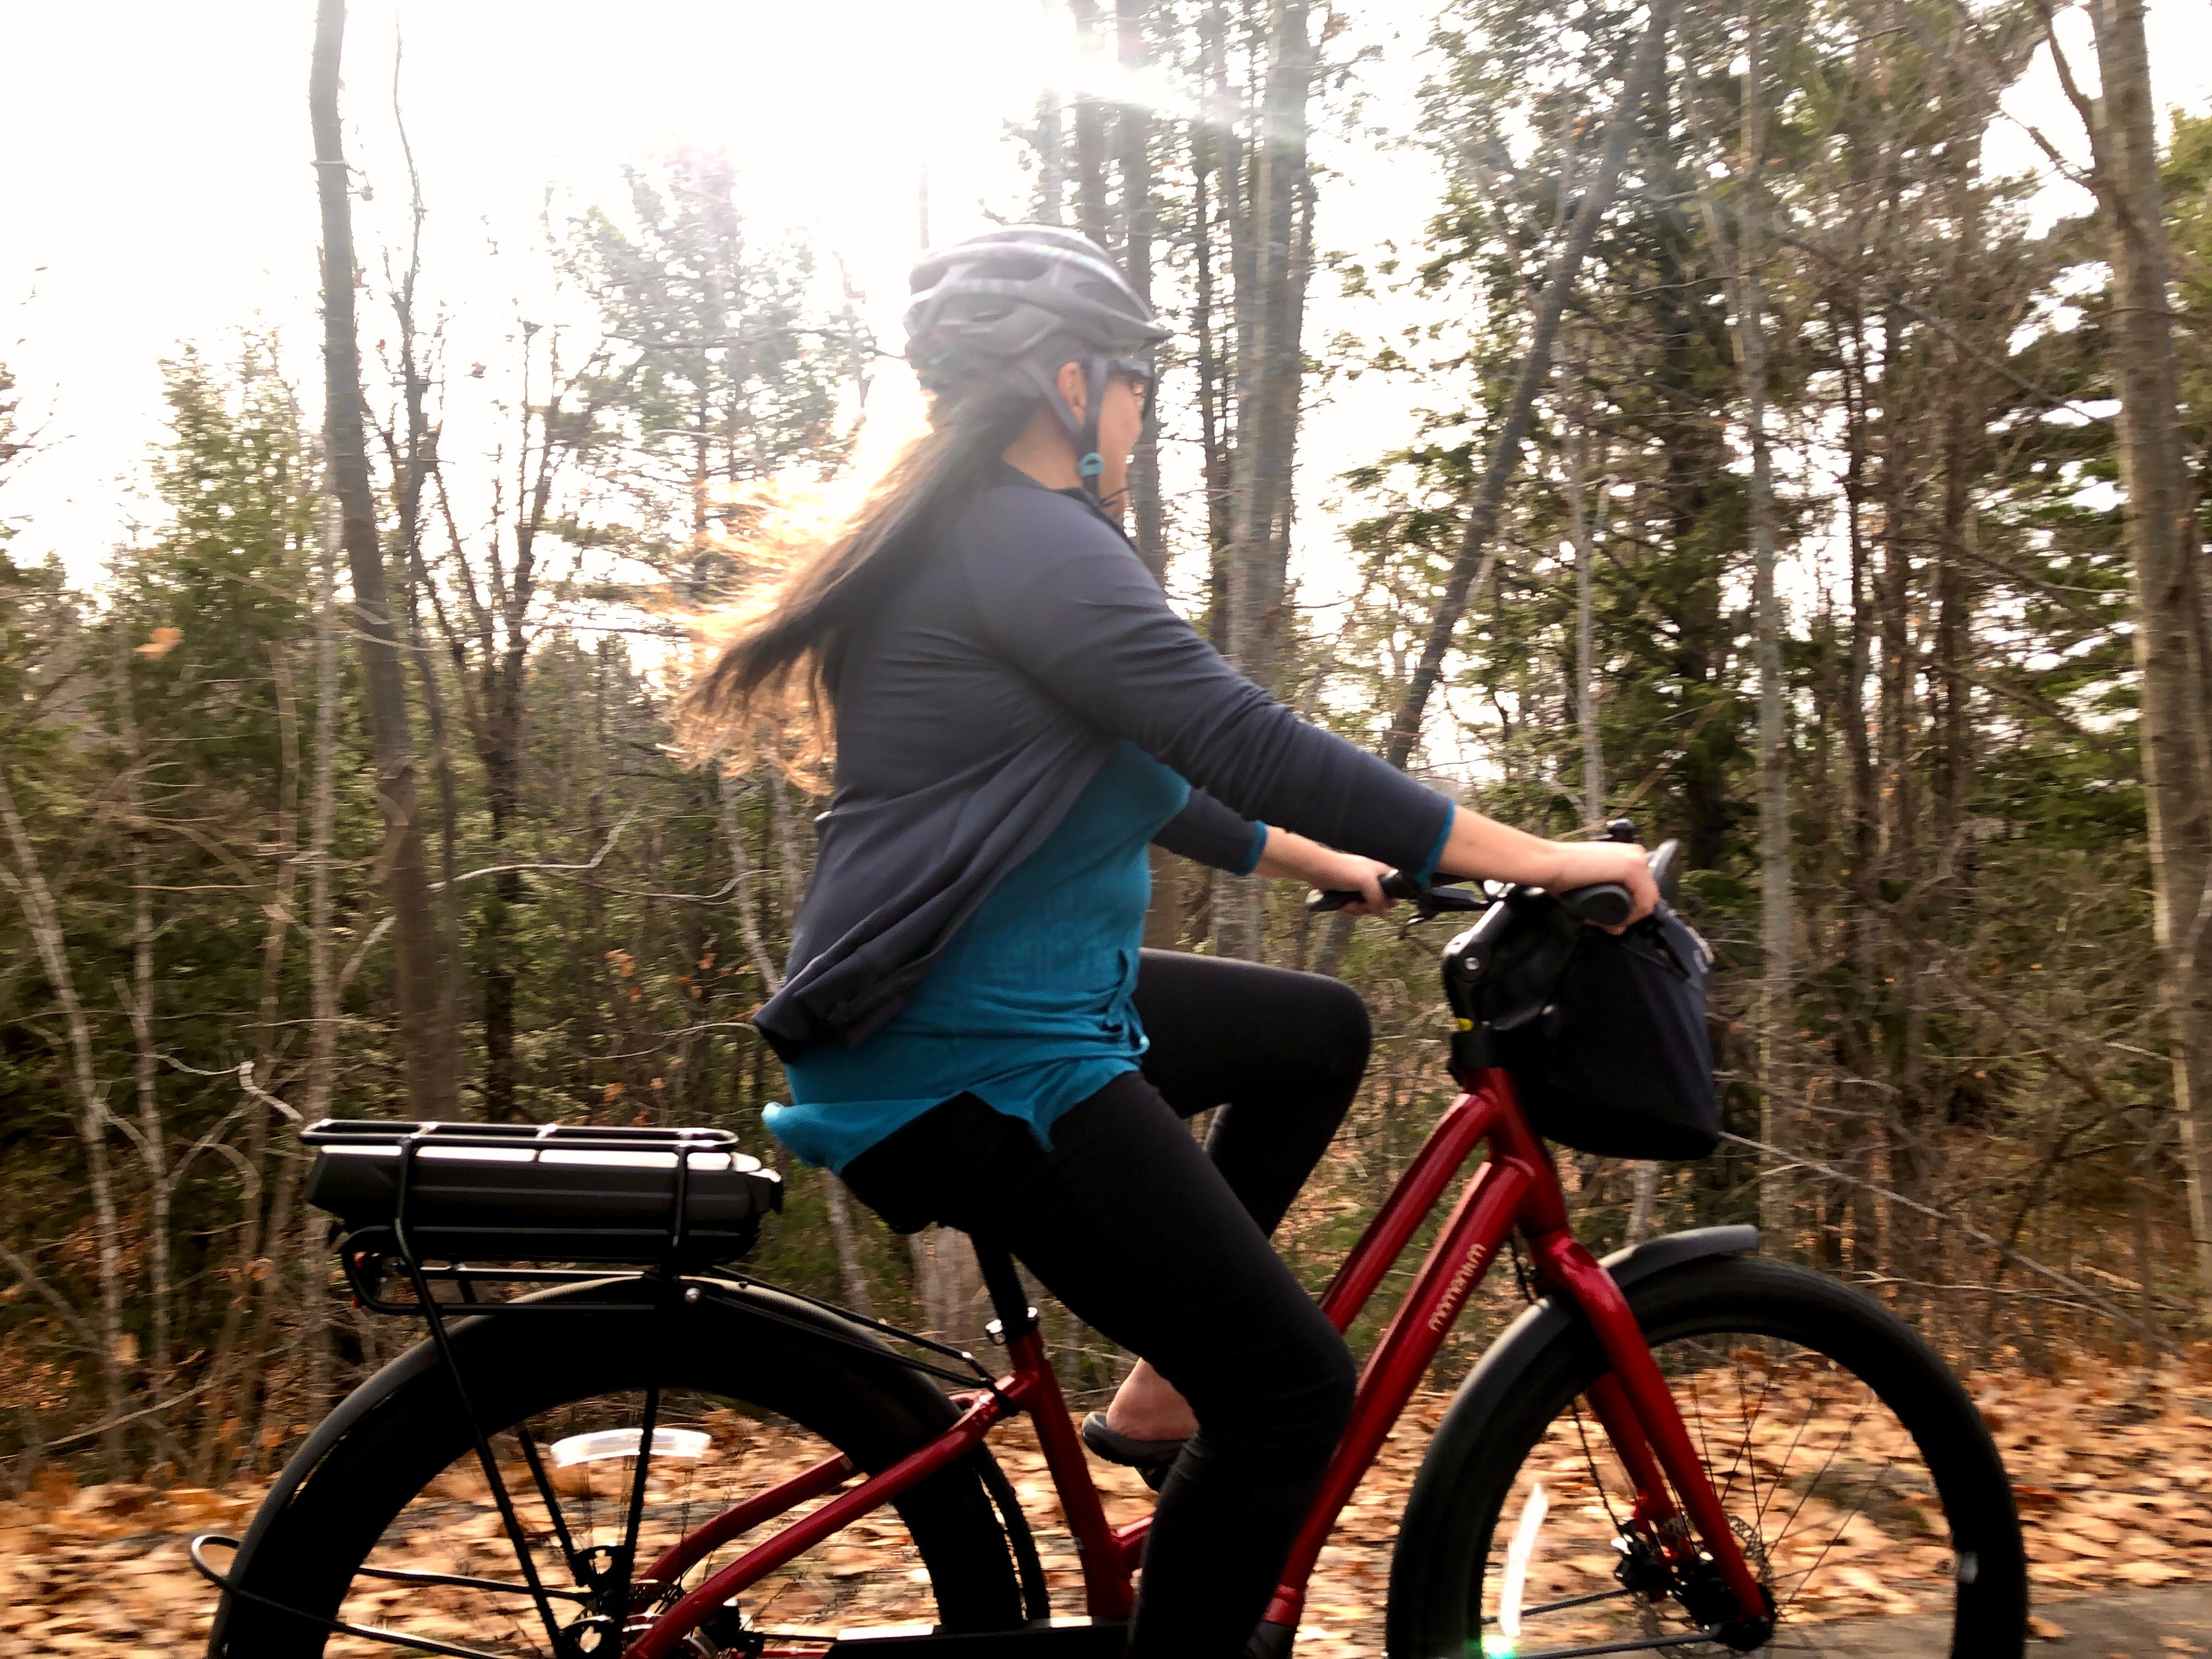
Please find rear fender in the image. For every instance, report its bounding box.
[207,1276,957,1656]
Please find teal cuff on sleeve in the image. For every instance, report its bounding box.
[1237,821,1270,877]
[1409,804,1456,885]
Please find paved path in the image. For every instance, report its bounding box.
[1793,1583,2212,1655]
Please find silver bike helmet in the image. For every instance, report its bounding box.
[904,225,1168,505]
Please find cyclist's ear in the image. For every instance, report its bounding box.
[1055,360,1087,420]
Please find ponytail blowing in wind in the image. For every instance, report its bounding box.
[678,225,1166,772]
[675,386,1038,775]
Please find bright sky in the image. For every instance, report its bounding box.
[1,0,2205,603]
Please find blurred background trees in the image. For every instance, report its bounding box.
[3,0,2209,1482]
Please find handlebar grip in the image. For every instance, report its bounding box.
[1305,869,1419,913]
[1556,882,1633,927]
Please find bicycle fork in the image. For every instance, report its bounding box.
[1528,1227,1773,1644]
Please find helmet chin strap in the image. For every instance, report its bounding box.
[1031,354,1115,510]
[1074,356,1114,508]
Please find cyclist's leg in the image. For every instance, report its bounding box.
[843,1076,1357,1659]
[1132,950,1370,1234]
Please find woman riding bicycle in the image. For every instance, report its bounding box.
[684,225,1655,1659]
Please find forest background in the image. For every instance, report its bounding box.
[2,0,2210,1494]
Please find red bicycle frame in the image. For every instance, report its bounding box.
[625,1069,1764,1659]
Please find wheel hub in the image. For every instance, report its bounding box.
[1613,1530,1776,1651]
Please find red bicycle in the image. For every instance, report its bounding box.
[198,856,2027,1659]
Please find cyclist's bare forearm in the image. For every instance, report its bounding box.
[1253,827,1392,913]
[1435,810,1658,920]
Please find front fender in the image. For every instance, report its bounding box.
[1384,1225,1758,1655]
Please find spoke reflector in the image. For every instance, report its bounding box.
[1498,1480,1551,1640]
[548,1426,712,1466]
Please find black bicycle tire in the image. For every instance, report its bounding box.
[1386,1256,2029,1659]
[212,1289,1027,1657]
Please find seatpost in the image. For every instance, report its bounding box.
[973,1240,1039,1342]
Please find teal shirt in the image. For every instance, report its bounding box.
[768,742,1267,1172]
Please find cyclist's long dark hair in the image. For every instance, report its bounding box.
[678,382,1040,778]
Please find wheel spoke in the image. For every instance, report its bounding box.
[1469,1295,2008,1652]
[1765,1394,1874,1571]
[325,1388,966,1657]
[1719,1338,1780,1534]
[1771,1446,1901,1611]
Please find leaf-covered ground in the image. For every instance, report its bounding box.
[4,1359,2207,1655]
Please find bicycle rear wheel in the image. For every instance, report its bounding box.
[1387,1256,2027,1658]
[211,1282,1029,1658]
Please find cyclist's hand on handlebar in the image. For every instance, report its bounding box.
[1255,831,1395,916]
[1542,840,1660,932]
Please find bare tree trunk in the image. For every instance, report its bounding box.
[1070,0,1109,248]
[387,69,468,1039]
[1216,0,1313,963]
[247,634,307,1466]
[1262,163,1314,613]
[768,776,806,934]
[1563,393,1645,1231]
[716,771,873,1315]
[1116,0,1164,582]
[112,630,171,1427]
[1224,0,1309,700]
[1876,303,1931,1285]
[1564,402,1605,826]
[1835,294,1886,1276]
[310,0,456,1118]
[717,772,785,995]
[1034,92,1066,224]
[1202,2,1256,959]
[1693,4,1791,1247]
[909,1230,944,1336]
[0,769,126,1473]
[301,489,342,1414]
[1380,0,1673,770]
[1193,21,1234,622]
[2080,0,2212,1301]
[821,1177,876,1321]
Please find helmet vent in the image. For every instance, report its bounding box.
[968,253,1049,282]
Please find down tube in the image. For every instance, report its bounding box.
[1264,1154,1535,1628]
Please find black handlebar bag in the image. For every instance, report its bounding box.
[1481,904,1720,1160]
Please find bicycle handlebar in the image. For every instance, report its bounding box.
[1304,833,1681,926]
[1304,870,1483,915]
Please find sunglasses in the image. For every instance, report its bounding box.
[1105,357,1157,414]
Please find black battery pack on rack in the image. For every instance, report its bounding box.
[303,1119,783,1266]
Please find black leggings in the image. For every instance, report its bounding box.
[841,951,1370,1659]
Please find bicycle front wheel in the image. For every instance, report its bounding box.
[211,1281,1029,1658]
[1387,1256,2028,1658]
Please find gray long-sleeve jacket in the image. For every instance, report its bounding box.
[755,464,1455,1059]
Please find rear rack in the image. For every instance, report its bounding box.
[304,1118,784,1275]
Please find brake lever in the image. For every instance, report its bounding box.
[1305,871,1486,919]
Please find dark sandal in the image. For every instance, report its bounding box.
[1080,1411,1186,1493]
